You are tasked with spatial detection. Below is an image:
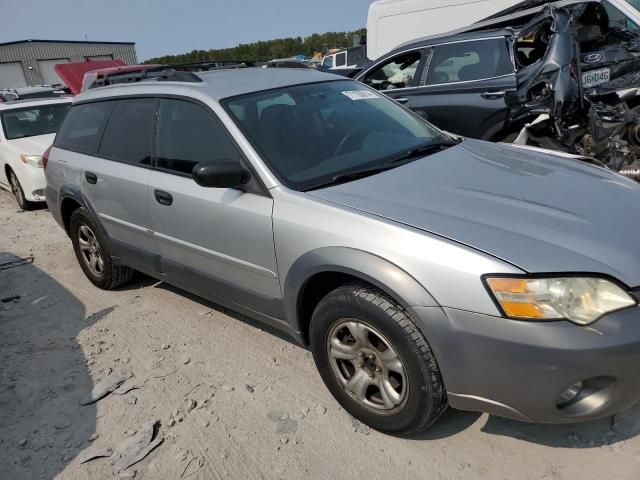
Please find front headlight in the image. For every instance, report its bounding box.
[20,154,43,167]
[485,276,636,325]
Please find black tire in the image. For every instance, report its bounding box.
[69,207,134,289]
[310,283,447,436]
[8,169,35,210]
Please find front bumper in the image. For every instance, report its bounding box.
[17,164,46,202]
[410,305,640,423]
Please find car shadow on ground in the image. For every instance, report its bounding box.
[415,402,640,448]
[20,202,48,213]
[120,276,640,449]
[0,252,111,479]
[150,281,301,346]
[478,405,640,448]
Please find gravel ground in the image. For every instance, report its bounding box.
[1,189,640,480]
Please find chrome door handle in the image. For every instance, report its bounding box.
[395,97,409,104]
[481,91,507,99]
[85,171,97,184]
[154,189,173,206]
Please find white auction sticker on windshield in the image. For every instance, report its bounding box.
[342,90,380,100]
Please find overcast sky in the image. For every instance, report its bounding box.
[1,0,373,61]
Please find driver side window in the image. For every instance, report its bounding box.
[156,99,240,176]
[363,51,423,91]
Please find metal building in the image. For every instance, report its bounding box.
[0,39,137,88]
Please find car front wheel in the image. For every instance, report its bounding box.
[8,170,33,210]
[310,283,447,436]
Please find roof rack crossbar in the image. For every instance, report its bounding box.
[88,60,257,89]
[91,68,201,88]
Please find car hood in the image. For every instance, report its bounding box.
[7,133,56,154]
[307,139,640,287]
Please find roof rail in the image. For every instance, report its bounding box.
[167,59,257,71]
[87,59,256,90]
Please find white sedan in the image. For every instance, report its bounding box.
[0,98,71,209]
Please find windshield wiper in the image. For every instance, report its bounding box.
[306,165,396,191]
[382,139,460,165]
[304,139,460,191]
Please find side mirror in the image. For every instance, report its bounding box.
[192,161,250,189]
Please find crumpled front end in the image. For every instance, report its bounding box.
[507,3,640,180]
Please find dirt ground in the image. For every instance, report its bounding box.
[1,189,640,480]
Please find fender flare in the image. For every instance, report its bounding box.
[283,246,439,335]
[58,185,107,238]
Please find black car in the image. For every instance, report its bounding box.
[355,0,640,180]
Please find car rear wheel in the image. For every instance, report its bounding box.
[70,208,133,289]
[310,283,447,436]
[8,170,34,210]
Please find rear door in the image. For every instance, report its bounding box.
[80,98,159,273]
[409,37,516,139]
[147,98,281,317]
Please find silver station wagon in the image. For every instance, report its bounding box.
[45,66,640,436]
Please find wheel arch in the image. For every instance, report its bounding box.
[283,247,439,345]
[58,185,105,238]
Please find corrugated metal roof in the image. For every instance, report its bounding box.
[0,39,135,47]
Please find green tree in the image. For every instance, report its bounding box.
[144,28,366,64]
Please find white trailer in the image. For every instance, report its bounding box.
[366,0,640,60]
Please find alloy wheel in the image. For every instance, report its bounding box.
[327,319,408,415]
[9,172,25,208]
[77,224,105,277]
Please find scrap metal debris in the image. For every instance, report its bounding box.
[110,420,164,473]
[78,447,113,464]
[112,383,140,396]
[80,370,133,406]
[0,256,34,271]
[1,295,20,303]
[180,455,204,478]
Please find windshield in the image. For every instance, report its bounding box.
[223,80,450,191]
[1,103,71,140]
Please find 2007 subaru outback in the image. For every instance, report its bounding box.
[45,66,640,436]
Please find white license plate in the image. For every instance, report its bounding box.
[582,68,610,88]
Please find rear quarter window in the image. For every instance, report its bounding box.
[54,102,114,154]
[98,98,155,165]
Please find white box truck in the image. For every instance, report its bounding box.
[366,0,640,60]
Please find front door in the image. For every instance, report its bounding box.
[359,49,428,108]
[147,98,281,317]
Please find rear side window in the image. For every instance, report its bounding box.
[426,38,513,85]
[336,52,347,67]
[156,99,240,175]
[348,48,365,65]
[99,98,155,164]
[54,102,113,154]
